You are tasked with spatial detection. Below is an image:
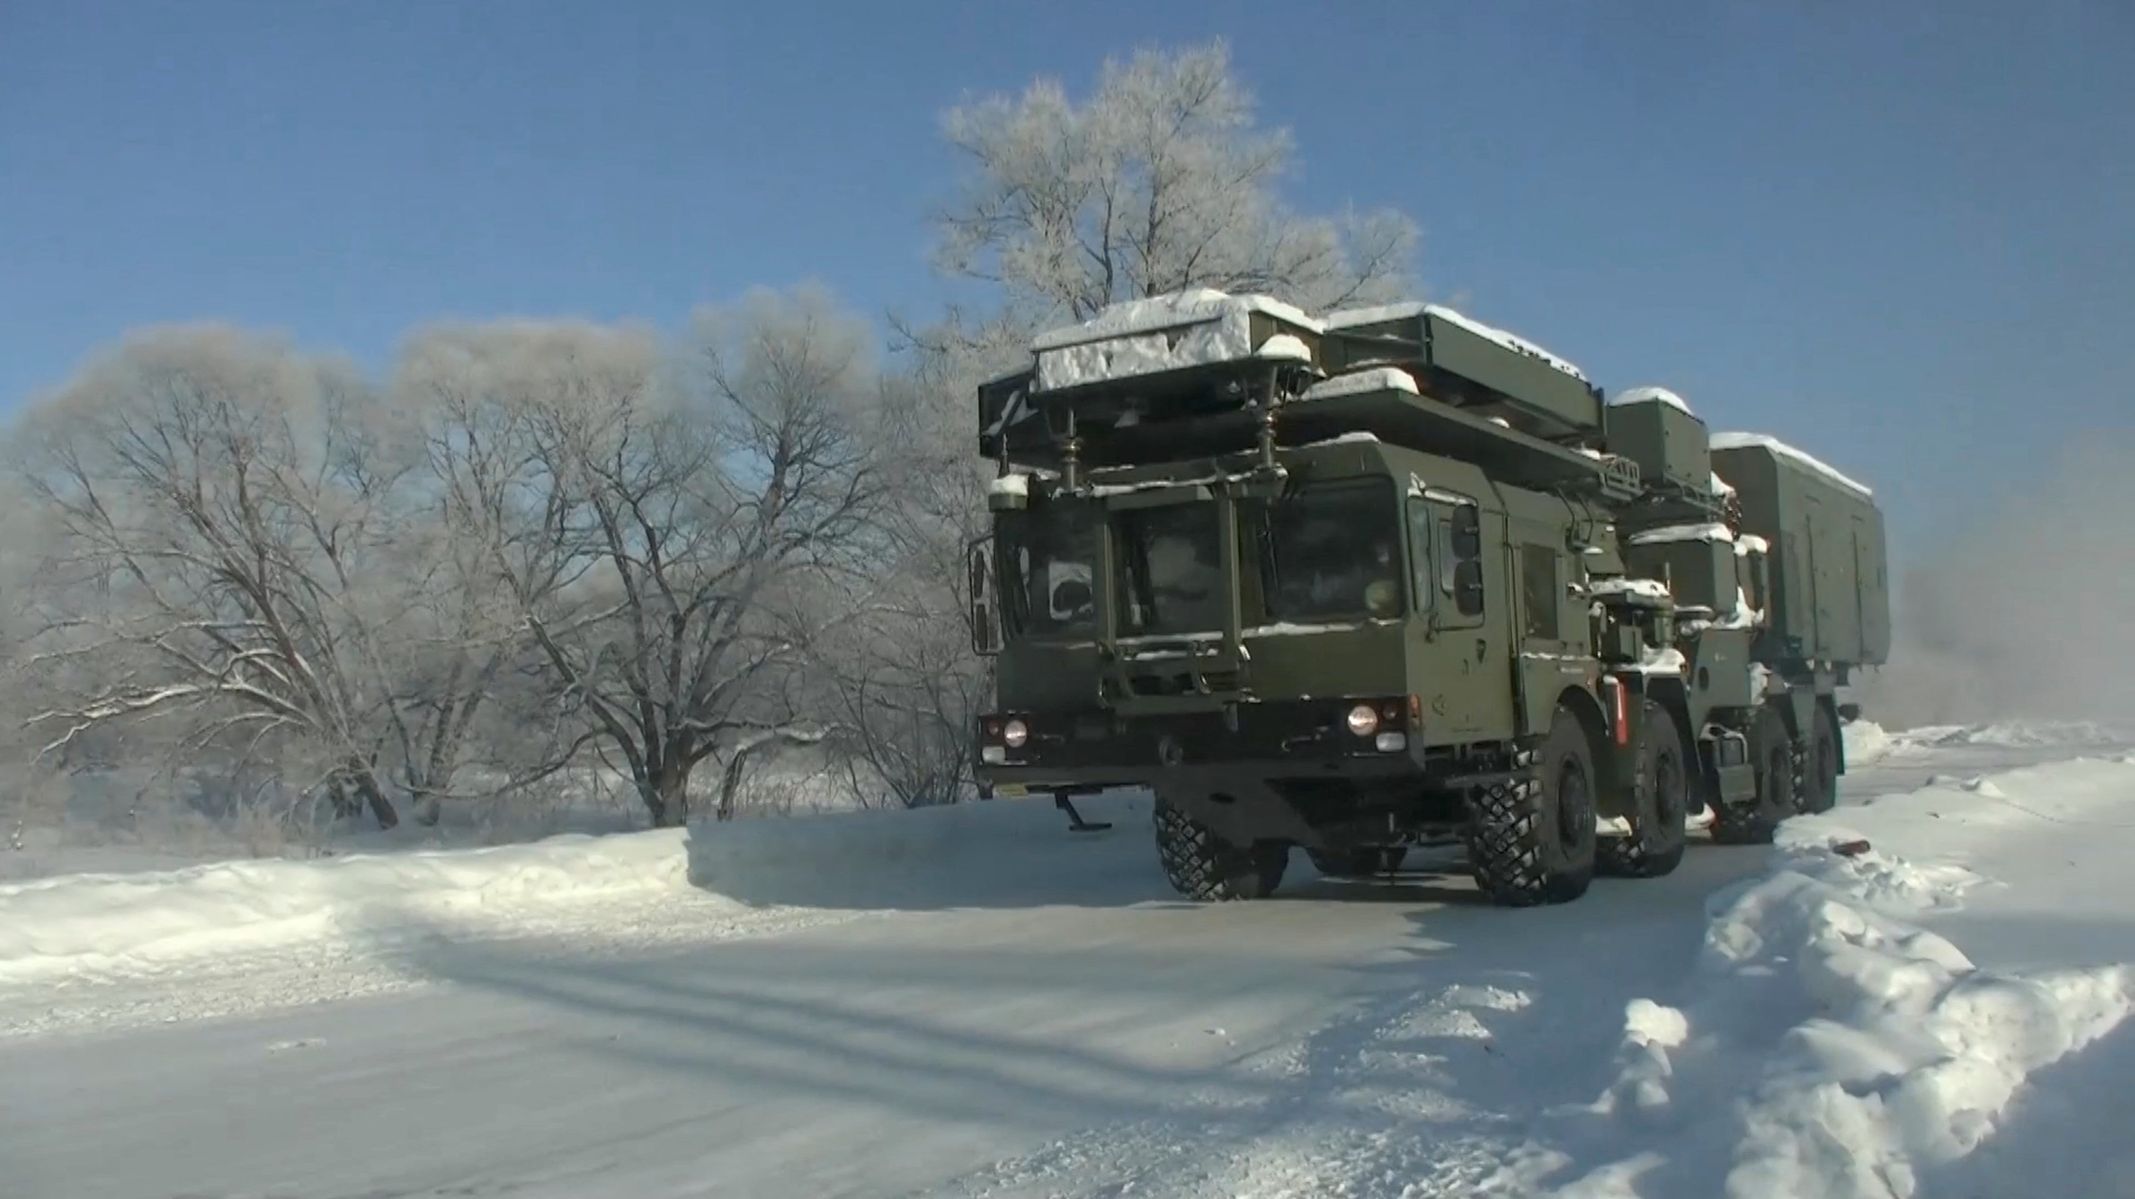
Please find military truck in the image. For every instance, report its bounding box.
[967,289,1889,906]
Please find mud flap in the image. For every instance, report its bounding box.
[1715,762,1758,804]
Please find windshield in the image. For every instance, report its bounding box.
[1259,478,1403,622]
[1001,505,1097,636]
[1116,503,1227,637]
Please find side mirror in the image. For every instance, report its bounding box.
[968,541,1000,656]
[1051,577,1092,616]
[1454,560,1485,617]
[1837,702,1862,724]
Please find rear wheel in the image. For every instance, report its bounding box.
[1154,797,1288,901]
[1308,847,1408,878]
[1710,704,1802,844]
[1465,705,1597,906]
[1598,702,1690,878]
[1804,704,1840,814]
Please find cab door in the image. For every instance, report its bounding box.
[1509,517,1592,738]
[1406,490,1512,741]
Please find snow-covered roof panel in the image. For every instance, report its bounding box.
[1629,522,1736,546]
[1254,333,1313,362]
[1611,385,1693,415]
[1327,301,1589,384]
[1300,367,1419,402]
[1321,301,1428,329]
[1710,432,1875,498]
[1030,289,1323,351]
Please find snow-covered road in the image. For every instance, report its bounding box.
[3,725,2131,1199]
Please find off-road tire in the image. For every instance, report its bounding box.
[1710,704,1804,845]
[1803,704,1841,814]
[1307,847,1408,878]
[1154,798,1288,901]
[1598,702,1690,878]
[1465,705,1597,906]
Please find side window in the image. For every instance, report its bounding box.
[1520,544,1561,640]
[1001,508,1096,637]
[1405,497,1435,613]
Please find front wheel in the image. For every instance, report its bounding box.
[1154,797,1287,901]
[1465,705,1597,906]
[1598,702,1690,878]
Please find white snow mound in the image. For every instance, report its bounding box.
[1553,761,2135,1199]
[1842,719,1897,765]
[0,796,1105,990]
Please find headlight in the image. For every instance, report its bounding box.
[1345,703,1379,737]
[1002,718,1030,748]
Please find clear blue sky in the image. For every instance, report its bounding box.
[3,1,2130,553]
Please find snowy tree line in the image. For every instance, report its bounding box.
[0,43,1416,840]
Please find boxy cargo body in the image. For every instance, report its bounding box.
[1711,438,1891,670]
[969,290,1888,906]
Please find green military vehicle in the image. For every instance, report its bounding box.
[968,289,1889,906]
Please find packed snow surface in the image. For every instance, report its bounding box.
[1324,301,1591,383]
[1611,385,1693,414]
[1301,365,1419,400]
[3,723,2132,1199]
[1712,431,1876,497]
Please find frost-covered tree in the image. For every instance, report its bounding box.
[13,328,421,828]
[816,364,994,809]
[933,40,1417,326]
[411,289,887,827]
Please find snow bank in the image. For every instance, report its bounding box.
[1554,759,2135,1198]
[1842,719,1897,765]
[1834,720,2129,766]
[0,794,1114,991]
[1896,720,2127,750]
[1711,431,1874,498]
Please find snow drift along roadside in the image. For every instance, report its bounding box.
[0,794,1103,990]
[1841,717,2128,767]
[1550,756,2135,1199]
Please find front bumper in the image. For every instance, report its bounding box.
[974,698,1422,795]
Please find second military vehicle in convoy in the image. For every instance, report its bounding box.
[967,289,1889,905]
